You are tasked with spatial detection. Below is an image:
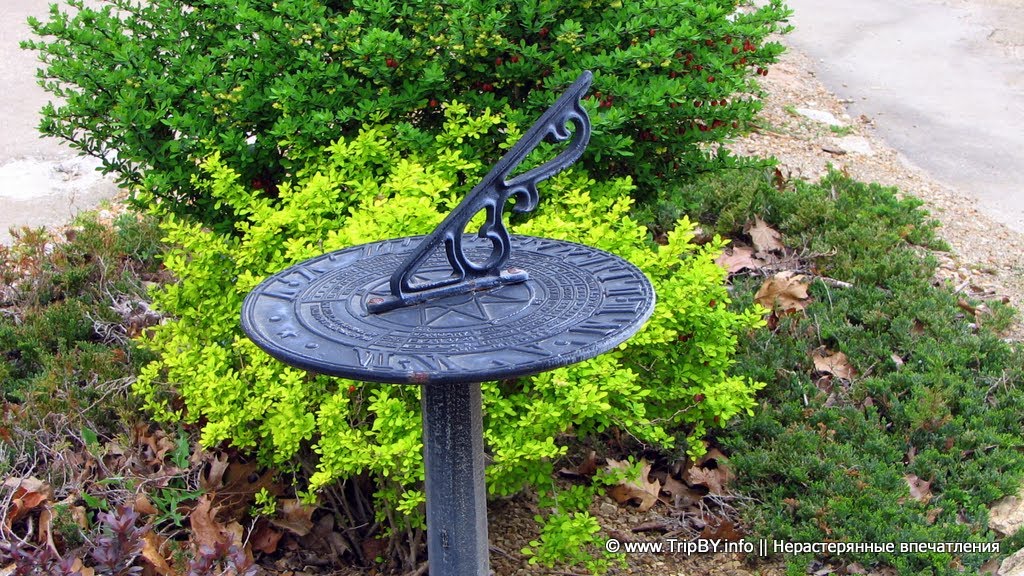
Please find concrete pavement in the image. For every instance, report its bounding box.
[780,0,1024,233]
[0,0,118,244]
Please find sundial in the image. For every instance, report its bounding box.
[241,71,655,575]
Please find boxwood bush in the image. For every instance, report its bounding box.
[133,106,765,568]
[25,0,790,227]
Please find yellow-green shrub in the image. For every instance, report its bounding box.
[134,105,764,561]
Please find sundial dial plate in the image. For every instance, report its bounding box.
[241,234,655,385]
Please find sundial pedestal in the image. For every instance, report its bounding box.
[240,71,656,576]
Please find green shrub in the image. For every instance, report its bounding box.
[25,0,790,226]
[133,107,764,568]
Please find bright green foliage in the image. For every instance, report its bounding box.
[24,0,790,226]
[133,109,764,559]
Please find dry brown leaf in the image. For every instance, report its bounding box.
[659,475,703,508]
[134,425,175,467]
[190,494,242,549]
[605,459,661,512]
[811,348,857,380]
[686,466,726,495]
[559,450,597,478]
[906,474,933,504]
[141,532,175,576]
[134,493,158,516]
[747,216,785,253]
[845,562,868,574]
[2,477,52,534]
[715,246,760,274]
[754,271,810,313]
[699,518,744,541]
[201,453,231,491]
[269,499,316,537]
[925,507,943,525]
[251,522,284,554]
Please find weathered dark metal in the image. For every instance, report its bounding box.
[365,70,594,314]
[240,234,654,385]
[240,70,656,576]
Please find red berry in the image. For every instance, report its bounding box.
[739,57,748,65]
[710,100,718,107]
[348,385,356,393]
[539,27,549,37]
[724,36,733,44]
[429,98,439,108]
[649,28,656,37]
[707,75,715,82]
[482,83,494,92]
[251,178,264,190]
[761,68,769,76]
[732,46,740,54]
[510,55,520,63]
[496,57,503,66]
[694,394,706,403]
[385,57,398,68]
[709,299,717,307]
[705,39,714,46]
[669,71,678,79]
[685,52,694,61]
[694,64,703,71]
[719,99,727,106]
[669,102,678,109]
[694,100,702,107]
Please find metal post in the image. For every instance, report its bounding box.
[421,381,490,575]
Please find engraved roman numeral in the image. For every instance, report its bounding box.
[359,350,393,368]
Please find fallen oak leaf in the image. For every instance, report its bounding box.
[686,466,725,495]
[250,521,284,554]
[558,450,597,478]
[605,459,661,512]
[141,532,175,576]
[700,518,744,541]
[715,245,760,274]
[811,348,857,381]
[746,216,785,253]
[269,499,316,537]
[659,475,703,508]
[190,494,243,549]
[905,474,933,504]
[754,271,810,313]
[2,477,52,535]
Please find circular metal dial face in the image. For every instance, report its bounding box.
[241,235,655,384]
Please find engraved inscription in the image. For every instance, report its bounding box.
[240,235,655,384]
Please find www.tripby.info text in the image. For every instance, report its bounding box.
[604,538,1000,557]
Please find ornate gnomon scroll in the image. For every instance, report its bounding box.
[365,71,593,313]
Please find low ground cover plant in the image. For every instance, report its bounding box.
[24,0,790,227]
[132,106,765,570]
[682,168,1024,575]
